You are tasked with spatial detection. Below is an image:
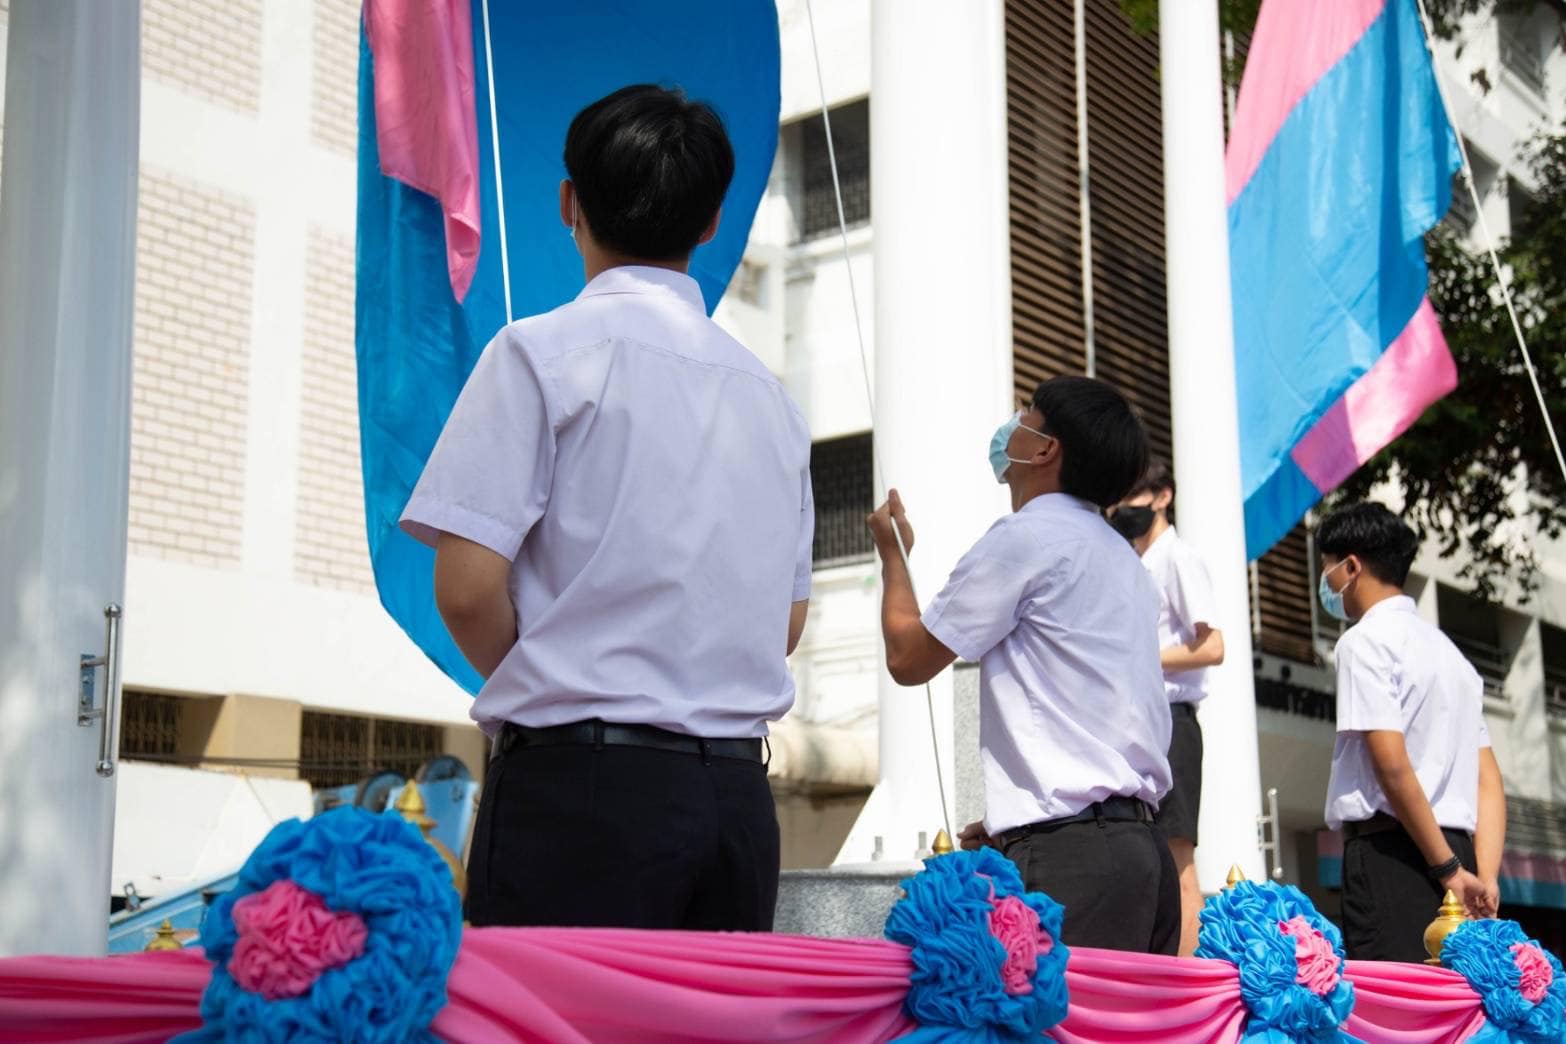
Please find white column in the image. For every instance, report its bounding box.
[0,0,140,955]
[836,0,1013,865]
[1158,1,1266,887]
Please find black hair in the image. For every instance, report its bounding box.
[1125,459,1176,524]
[563,84,735,261]
[1030,376,1149,509]
[1314,501,1418,587]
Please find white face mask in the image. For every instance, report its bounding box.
[569,197,580,244]
[989,410,1051,484]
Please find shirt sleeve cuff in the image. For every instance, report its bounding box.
[399,496,525,560]
[921,608,985,664]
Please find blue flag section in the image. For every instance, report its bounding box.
[355,1,781,693]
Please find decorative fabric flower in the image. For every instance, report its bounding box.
[1196,881,1359,1043]
[1279,915,1341,997]
[989,895,1050,996]
[229,881,368,999]
[175,806,463,1043]
[884,847,1069,1042]
[1441,918,1566,1044]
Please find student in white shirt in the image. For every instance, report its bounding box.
[1109,461,1224,956]
[867,376,1178,955]
[1316,502,1506,961]
[402,85,814,931]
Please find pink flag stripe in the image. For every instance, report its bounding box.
[364,0,481,301]
[1289,297,1456,493]
[1225,0,1387,205]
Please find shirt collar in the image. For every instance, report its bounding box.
[1361,593,1416,622]
[1141,524,1175,564]
[1018,492,1100,517]
[577,265,707,313]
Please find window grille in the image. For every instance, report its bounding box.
[810,433,874,566]
[119,690,184,760]
[298,711,442,790]
[798,99,870,241]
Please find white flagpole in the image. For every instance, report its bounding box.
[0,0,140,955]
[1158,0,1267,888]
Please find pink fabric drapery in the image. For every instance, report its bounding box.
[0,930,1495,1043]
[362,0,482,301]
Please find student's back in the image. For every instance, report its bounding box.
[469,265,811,738]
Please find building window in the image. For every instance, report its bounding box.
[299,711,443,790]
[810,432,874,566]
[1445,171,1478,234]
[796,99,870,242]
[1542,623,1566,720]
[1437,585,1516,702]
[1507,177,1538,239]
[119,690,185,760]
[1499,15,1547,96]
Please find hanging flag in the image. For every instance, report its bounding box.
[1226,0,1461,558]
[355,0,781,692]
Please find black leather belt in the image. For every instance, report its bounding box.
[995,795,1154,849]
[496,719,765,764]
[1343,811,1472,844]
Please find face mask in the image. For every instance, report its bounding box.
[1318,559,1354,622]
[1109,505,1156,542]
[989,411,1051,484]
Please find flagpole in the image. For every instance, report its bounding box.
[1157,0,1266,888]
[0,0,140,955]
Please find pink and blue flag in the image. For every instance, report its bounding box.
[355,0,780,691]
[1227,0,1462,557]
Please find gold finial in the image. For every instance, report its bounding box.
[394,780,468,897]
[1423,889,1467,965]
[1225,864,1248,890]
[145,918,181,952]
[931,828,954,855]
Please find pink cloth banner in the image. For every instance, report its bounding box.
[0,929,1496,1043]
[1224,0,1386,203]
[363,0,482,301]
[1289,296,1458,493]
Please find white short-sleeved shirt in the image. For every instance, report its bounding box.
[401,266,814,739]
[1324,595,1492,832]
[1140,526,1220,704]
[921,494,1173,835]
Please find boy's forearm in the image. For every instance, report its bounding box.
[879,547,921,665]
[1372,756,1454,868]
[1475,750,1506,882]
[442,593,518,679]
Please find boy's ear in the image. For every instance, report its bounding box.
[696,206,722,247]
[1154,488,1173,513]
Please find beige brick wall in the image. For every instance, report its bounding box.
[128,169,253,565]
[143,0,262,115]
[295,227,374,592]
[312,0,360,155]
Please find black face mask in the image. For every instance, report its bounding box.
[1109,506,1156,542]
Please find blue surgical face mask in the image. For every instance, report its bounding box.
[1318,559,1353,622]
[989,411,1051,484]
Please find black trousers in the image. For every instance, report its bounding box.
[1342,823,1477,962]
[1000,817,1180,954]
[465,741,780,930]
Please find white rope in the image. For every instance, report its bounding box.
[480,0,514,323]
[1074,0,1096,376]
[803,0,953,845]
[1413,0,1566,486]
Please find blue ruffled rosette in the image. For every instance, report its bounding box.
[177,806,463,1043]
[1441,918,1566,1043]
[884,847,1070,1042]
[1195,880,1360,1043]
